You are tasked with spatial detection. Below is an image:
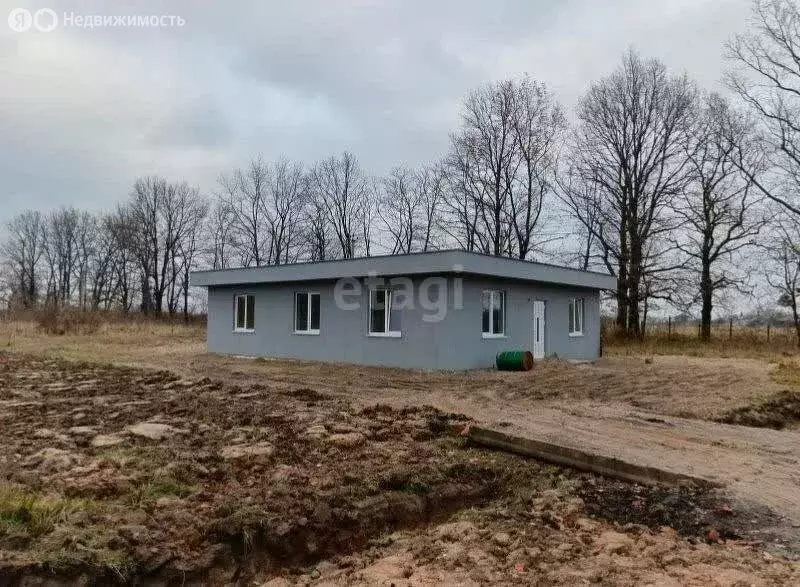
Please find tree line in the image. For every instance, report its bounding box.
[3,0,800,342]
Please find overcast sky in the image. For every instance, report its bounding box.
[0,0,753,223]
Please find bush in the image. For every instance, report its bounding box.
[36,306,102,336]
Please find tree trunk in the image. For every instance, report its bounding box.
[627,241,643,339]
[700,260,713,342]
[615,265,628,332]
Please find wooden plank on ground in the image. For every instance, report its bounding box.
[467,426,722,488]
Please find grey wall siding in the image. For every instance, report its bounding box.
[207,279,459,369]
[450,278,600,368]
[207,276,600,370]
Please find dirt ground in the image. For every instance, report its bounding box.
[1,352,799,585]
[1,321,783,421]
[2,322,800,583]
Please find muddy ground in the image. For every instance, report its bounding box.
[1,352,799,585]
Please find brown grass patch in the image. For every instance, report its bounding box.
[605,323,800,360]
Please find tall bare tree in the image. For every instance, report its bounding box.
[302,197,333,262]
[449,80,517,255]
[1,211,44,308]
[309,151,370,259]
[218,156,270,268]
[767,215,800,345]
[416,163,446,252]
[41,208,82,307]
[105,207,139,312]
[379,166,417,254]
[673,94,767,340]
[567,49,696,337]
[207,202,234,270]
[128,176,207,315]
[266,158,308,265]
[378,164,446,254]
[508,77,567,259]
[443,76,565,258]
[726,0,800,217]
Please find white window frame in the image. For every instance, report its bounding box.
[294,291,321,335]
[482,290,506,339]
[368,287,402,338]
[234,294,255,333]
[569,298,584,337]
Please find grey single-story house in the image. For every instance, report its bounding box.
[191,250,615,370]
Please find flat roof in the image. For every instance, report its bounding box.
[191,249,616,290]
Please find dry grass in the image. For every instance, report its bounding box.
[773,360,800,388]
[0,311,205,367]
[605,323,800,360]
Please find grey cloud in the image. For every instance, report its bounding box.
[0,0,753,224]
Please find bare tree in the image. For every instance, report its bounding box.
[673,94,767,340]
[416,164,445,252]
[309,151,370,259]
[89,215,122,310]
[177,198,209,321]
[508,77,567,259]
[105,207,139,312]
[378,164,446,254]
[447,80,517,255]
[1,211,44,308]
[128,176,207,315]
[442,138,482,252]
[218,156,270,268]
[378,167,420,254]
[266,158,308,265]
[207,202,234,270]
[567,49,696,337]
[41,208,82,307]
[767,215,800,345]
[302,196,334,262]
[726,0,800,217]
[443,77,565,259]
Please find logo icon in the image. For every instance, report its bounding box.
[34,8,57,32]
[8,8,32,32]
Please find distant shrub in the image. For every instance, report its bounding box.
[36,306,102,336]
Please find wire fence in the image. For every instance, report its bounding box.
[602,317,800,355]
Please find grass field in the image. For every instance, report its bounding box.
[605,322,800,359]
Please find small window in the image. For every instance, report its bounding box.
[295,292,321,334]
[369,288,401,337]
[235,294,255,332]
[569,298,584,336]
[482,290,505,338]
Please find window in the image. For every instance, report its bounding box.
[482,290,505,338]
[569,298,584,336]
[234,294,255,332]
[369,288,401,337]
[295,292,321,334]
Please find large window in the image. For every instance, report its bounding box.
[569,298,584,336]
[234,294,255,332]
[295,292,321,334]
[482,290,505,338]
[369,288,401,337]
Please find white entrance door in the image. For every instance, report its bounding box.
[532,301,545,359]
